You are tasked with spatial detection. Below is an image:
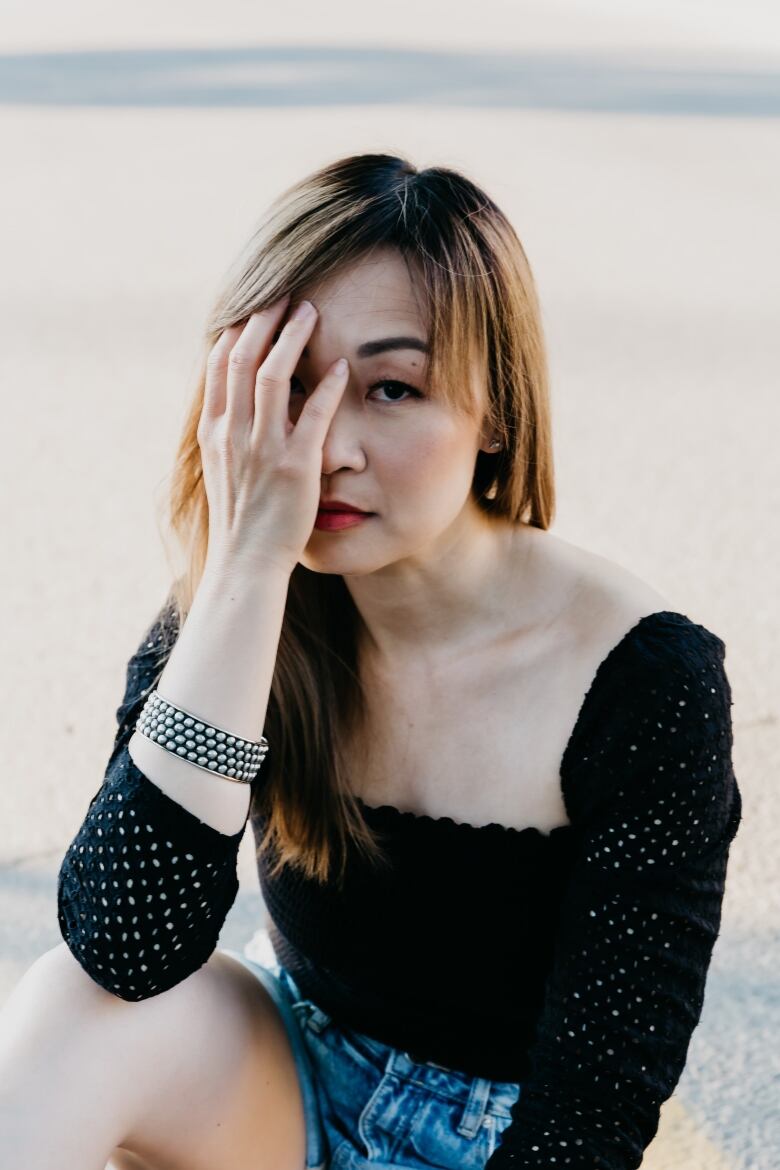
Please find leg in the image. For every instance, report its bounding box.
[0,941,308,1170]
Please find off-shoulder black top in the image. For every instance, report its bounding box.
[57,600,742,1170]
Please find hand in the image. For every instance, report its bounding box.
[197,295,350,578]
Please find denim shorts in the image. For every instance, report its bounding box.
[220,945,523,1170]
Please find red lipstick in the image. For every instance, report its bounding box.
[314,511,373,531]
[315,498,375,532]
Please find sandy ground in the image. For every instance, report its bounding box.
[1,3,778,1167]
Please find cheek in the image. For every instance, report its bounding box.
[378,426,475,498]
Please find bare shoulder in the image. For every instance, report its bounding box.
[562,532,668,612]
[522,526,672,646]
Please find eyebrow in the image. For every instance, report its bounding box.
[300,336,430,359]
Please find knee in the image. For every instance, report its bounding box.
[6,944,268,1066]
[0,943,111,1100]
[0,942,121,1051]
[29,939,99,983]
[23,940,119,1012]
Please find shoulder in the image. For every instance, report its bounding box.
[526,528,732,746]
[576,553,729,724]
[526,534,741,841]
[571,536,726,679]
[510,526,731,718]
[534,528,725,665]
[544,541,736,808]
[538,528,671,618]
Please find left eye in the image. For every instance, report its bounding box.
[289,377,421,403]
[368,380,421,403]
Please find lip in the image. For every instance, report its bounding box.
[314,510,374,532]
[317,499,369,512]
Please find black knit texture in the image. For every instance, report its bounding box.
[56,605,742,1169]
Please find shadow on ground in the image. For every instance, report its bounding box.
[1,45,779,116]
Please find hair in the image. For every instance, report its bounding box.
[152,152,555,888]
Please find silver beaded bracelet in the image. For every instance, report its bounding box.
[135,689,269,785]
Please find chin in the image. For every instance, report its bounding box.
[300,537,397,577]
[299,554,383,578]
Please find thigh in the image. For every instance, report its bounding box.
[1,944,307,1170]
[110,948,308,1170]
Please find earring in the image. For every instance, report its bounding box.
[489,439,501,450]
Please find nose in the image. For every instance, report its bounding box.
[319,395,366,475]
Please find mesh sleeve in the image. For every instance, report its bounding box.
[56,594,247,1000]
[486,618,743,1170]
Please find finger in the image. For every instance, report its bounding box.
[221,296,292,426]
[288,357,350,456]
[252,301,318,446]
[201,323,244,422]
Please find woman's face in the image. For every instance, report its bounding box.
[292,248,494,577]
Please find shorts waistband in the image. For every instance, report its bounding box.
[277,964,519,1133]
[384,1048,493,1138]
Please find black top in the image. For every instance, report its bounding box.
[57,601,742,1170]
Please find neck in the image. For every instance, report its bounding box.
[342,504,537,671]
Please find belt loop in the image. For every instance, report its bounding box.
[457,1075,492,1139]
[305,1004,332,1033]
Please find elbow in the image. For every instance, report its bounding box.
[55,910,199,1002]
[56,861,232,1002]
[56,863,163,1001]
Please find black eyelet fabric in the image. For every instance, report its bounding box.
[57,597,244,999]
[56,603,742,1169]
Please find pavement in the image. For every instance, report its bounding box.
[1,3,778,1167]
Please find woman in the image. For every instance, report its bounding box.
[0,153,742,1170]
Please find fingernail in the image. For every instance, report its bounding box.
[291,300,315,320]
[334,358,348,374]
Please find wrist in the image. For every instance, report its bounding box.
[200,553,294,597]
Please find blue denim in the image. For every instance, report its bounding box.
[220,946,523,1170]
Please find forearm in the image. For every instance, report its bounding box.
[128,561,290,835]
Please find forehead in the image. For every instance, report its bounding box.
[298,248,428,335]
[293,248,486,417]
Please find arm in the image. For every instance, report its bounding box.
[56,565,291,1000]
[486,618,743,1170]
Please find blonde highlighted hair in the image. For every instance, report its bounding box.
[153,152,555,887]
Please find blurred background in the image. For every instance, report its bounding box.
[1,2,778,1166]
